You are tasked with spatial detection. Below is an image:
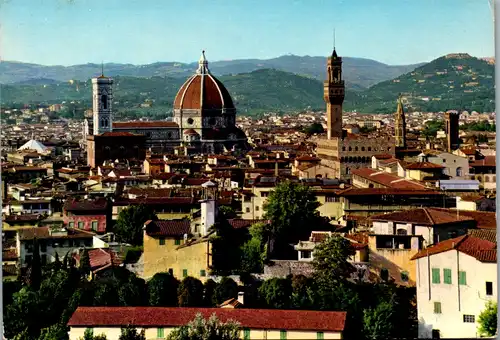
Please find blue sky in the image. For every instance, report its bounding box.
[0,0,494,66]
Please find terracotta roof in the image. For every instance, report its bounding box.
[338,188,439,196]
[468,229,496,243]
[18,227,95,240]
[113,121,179,129]
[144,220,190,237]
[344,232,369,245]
[460,147,477,155]
[127,188,173,198]
[310,231,332,243]
[370,208,475,226]
[351,168,426,190]
[373,154,393,160]
[183,129,199,135]
[470,156,496,167]
[296,156,321,162]
[4,214,44,224]
[438,209,496,230]
[227,219,270,229]
[64,198,109,212]
[405,162,445,170]
[411,235,496,262]
[113,197,196,206]
[219,298,243,308]
[99,132,138,137]
[67,307,347,332]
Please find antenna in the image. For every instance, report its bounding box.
[101,61,104,77]
[333,28,336,50]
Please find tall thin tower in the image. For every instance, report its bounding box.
[394,95,407,148]
[323,41,345,140]
[92,65,114,135]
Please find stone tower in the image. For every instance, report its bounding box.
[92,70,114,135]
[445,111,459,152]
[323,49,345,139]
[394,95,407,148]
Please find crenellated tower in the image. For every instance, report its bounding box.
[323,48,345,139]
[394,95,407,148]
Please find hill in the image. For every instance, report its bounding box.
[0,55,423,89]
[345,54,495,113]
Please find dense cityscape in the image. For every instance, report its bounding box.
[1,2,497,340]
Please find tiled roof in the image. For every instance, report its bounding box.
[440,209,497,230]
[310,231,332,243]
[113,197,195,206]
[370,208,474,226]
[64,198,109,212]
[373,154,393,160]
[100,132,138,137]
[227,219,270,229]
[470,156,496,167]
[144,220,190,237]
[351,168,426,190]
[18,227,95,240]
[67,307,347,332]
[338,188,439,196]
[4,214,44,224]
[127,187,173,198]
[411,235,496,262]
[405,162,444,170]
[113,121,179,128]
[468,229,496,243]
[460,147,477,155]
[295,156,320,162]
[89,248,122,271]
[219,298,242,308]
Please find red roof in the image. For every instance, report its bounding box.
[351,168,426,190]
[370,208,475,226]
[338,188,439,196]
[470,156,496,167]
[411,234,496,262]
[405,162,444,170]
[460,147,477,155]
[64,198,109,212]
[144,220,190,237]
[67,307,347,332]
[228,219,270,229]
[113,121,179,129]
[100,132,138,137]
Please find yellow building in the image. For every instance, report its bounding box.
[142,219,212,281]
[67,306,347,340]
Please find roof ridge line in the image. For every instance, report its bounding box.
[422,207,435,225]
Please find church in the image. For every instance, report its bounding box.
[85,51,249,167]
[315,47,396,181]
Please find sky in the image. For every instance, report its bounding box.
[0,0,494,66]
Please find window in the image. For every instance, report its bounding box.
[463,315,475,323]
[326,196,338,203]
[78,221,84,229]
[456,167,463,177]
[486,281,493,295]
[200,269,206,277]
[255,206,259,212]
[433,302,442,314]
[244,329,250,340]
[301,251,312,259]
[183,269,188,277]
[69,221,74,228]
[432,330,440,339]
[459,271,467,285]
[431,268,440,284]
[159,238,165,245]
[245,207,250,213]
[280,330,287,340]
[175,239,181,246]
[157,327,165,338]
[401,271,409,282]
[91,221,98,231]
[443,268,452,284]
[317,332,324,339]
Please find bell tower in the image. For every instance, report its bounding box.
[92,66,114,135]
[394,95,407,148]
[324,48,345,139]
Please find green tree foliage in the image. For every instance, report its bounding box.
[305,122,324,135]
[239,237,265,273]
[462,120,496,132]
[362,301,395,340]
[114,204,158,246]
[312,234,355,284]
[148,272,179,307]
[178,277,204,307]
[78,328,108,340]
[218,205,237,219]
[4,288,41,338]
[290,275,316,309]
[79,248,91,278]
[203,279,218,307]
[118,275,148,306]
[421,119,445,138]
[119,326,146,340]
[478,301,497,337]
[213,277,238,305]
[38,323,70,340]
[210,218,242,275]
[29,237,43,290]
[263,181,322,257]
[167,313,240,340]
[92,279,120,306]
[258,277,292,309]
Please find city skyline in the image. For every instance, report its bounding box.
[0,0,495,66]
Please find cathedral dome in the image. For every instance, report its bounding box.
[173,51,235,112]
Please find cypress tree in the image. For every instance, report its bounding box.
[29,237,42,290]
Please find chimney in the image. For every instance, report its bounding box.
[237,291,244,305]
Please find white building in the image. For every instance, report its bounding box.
[411,232,496,339]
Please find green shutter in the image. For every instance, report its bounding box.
[280,330,287,340]
[157,327,165,338]
[443,268,452,284]
[459,271,467,285]
[200,269,206,277]
[431,268,440,284]
[434,302,442,314]
[175,239,181,245]
[317,331,325,339]
[159,238,165,245]
[183,269,188,277]
[244,329,250,340]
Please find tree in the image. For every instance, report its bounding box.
[38,323,70,340]
[258,277,292,309]
[239,237,264,273]
[305,122,324,135]
[148,273,179,307]
[203,279,218,307]
[478,301,497,337]
[114,204,158,246]
[362,301,394,340]
[178,277,204,307]
[119,276,148,306]
[312,234,355,284]
[29,237,43,290]
[53,252,62,272]
[213,277,238,305]
[79,248,91,278]
[167,313,240,340]
[79,328,108,340]
[218,205,237,219]
[291,275,315,309]
[263,181,322,258]
[119,326,146,340]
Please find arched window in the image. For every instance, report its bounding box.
[484,176,489,183]
[368,183,374,188]
[348,147,352,151]
[456,167,463,177]
[368,147,372,151]
[361,147,365,151]
[101,95,108,110]
[342,147,346,151]
[355,146,359,151]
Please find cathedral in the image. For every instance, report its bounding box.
[315,47,396,181]
[85,51,249,167]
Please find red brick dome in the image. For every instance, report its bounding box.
[173,51,235,111]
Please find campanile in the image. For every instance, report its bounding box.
[323,49,345,139]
